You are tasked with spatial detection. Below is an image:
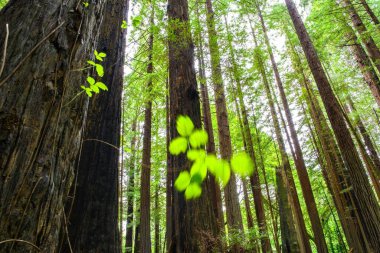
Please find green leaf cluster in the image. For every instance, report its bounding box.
[82,50,108,97]
[169,116,254,200]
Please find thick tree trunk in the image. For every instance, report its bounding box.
[167,0,219,252]
[0,1,108,252]
[256,4,328,252]
[140,4,154,252]
[341,0,380,74]
[285,0,380,251]
[205,0,244,242]
[248,18,309,253]
[62,1,127,252]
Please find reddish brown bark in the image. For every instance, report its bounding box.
[285,0,380,250]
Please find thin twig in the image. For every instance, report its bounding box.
[0,239,41,252]
[83,138,120,150]
[0,22,65,87]
[0,23,9,78]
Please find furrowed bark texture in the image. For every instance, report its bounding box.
[0,0,108,252]
[285,0,380,251]
[61,1,127,252]
[168,0,219,252]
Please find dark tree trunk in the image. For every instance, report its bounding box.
[0,1,108,252]
[285,0,380,251]
[154,182,161,253]
[140,4,154,252]
[167,0,219,252]
[62,1,128,252]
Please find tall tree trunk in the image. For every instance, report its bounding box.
[154,183,161,253]
[0,1,108,252]
[126,119,138,253]
[341,0,380,74]
[139,3,155,252]
[223,14,272,253]
[359,0,380,28]
[345,26,380,107]
[256,4,328,252]
[195,0,224,232]
[347,97,380,178]
[204,1,244,249]
[285,0,380,251]
[248,23,307,252]
[167,0,219,252]
[62,1,128,252]
[276,167,300,253]
[284,27,368,252]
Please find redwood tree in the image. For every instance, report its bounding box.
[0,0,110,252]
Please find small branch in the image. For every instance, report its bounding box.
[83,138,120,150]
[0,239,41,252]
[0,23,9,78]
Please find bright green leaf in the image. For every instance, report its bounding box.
[190,160,207,180]
[231,152,254,177]
[121,20,128,29]
[176,115,194,137]
[214,160,230,187]
[174,171,191,192]
[205,154,219,174]
[169,137,188,155]
[87,60,96,66]
[90,84,99,94]
[187,149,206,161]
[98,52,107,58]
[189,129,208,148]
[83,2,89,7]
[86,76,95,85]
[185,183,202,199]
[95,64,104,77]
[95,82,108,91]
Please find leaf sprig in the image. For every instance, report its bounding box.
[82,50,108,97]
[170,116,255,200]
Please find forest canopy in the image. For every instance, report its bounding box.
[0,0,380,252]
